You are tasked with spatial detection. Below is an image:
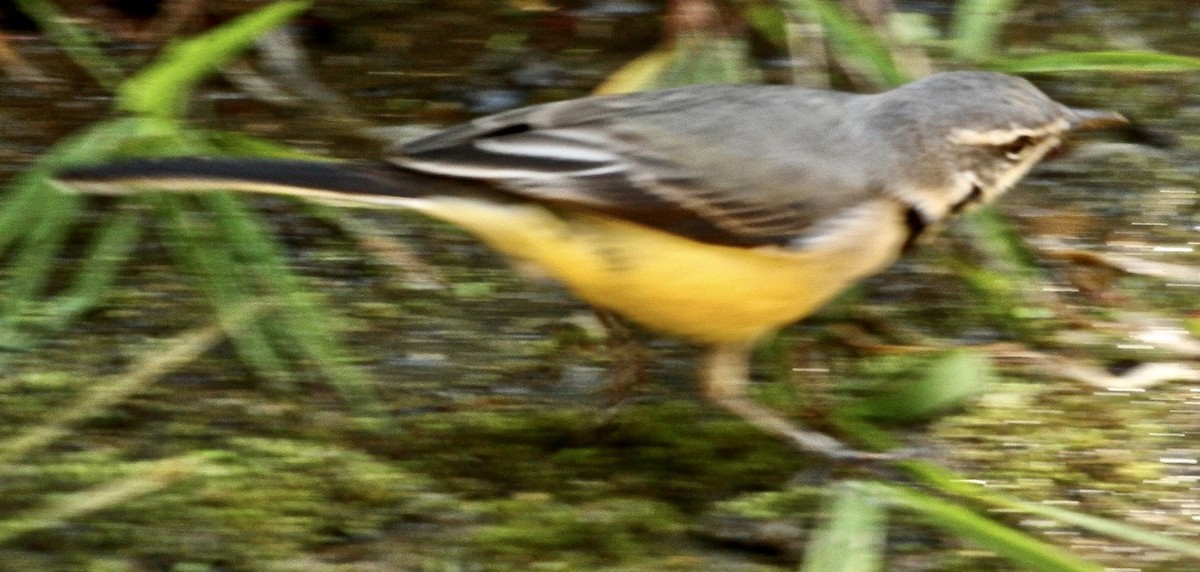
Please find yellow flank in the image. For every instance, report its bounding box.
[412,197,909,345]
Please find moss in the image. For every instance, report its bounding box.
[467,494,685,568]
[0,372,86,431]
[3,441,439,569]
[393,403,806,511]
[709,487,825,521]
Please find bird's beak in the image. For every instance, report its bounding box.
[1067,107,1128,131]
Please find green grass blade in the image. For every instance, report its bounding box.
[0,190,79,343]
[49,119,379,419]
[858,350,993,422]
[0,178,42,259]
[50,119,296,383]
[951,0,1019,61]
[153,196,291,383]
[952,207,1058,339]
[0,319,241,462]
[656,36,760,87]
[800,481,886,572]
[745,4,788,47]
[1,117,169,258]
[202,193,383,419]
[195,132,381,417]
[0,455,207,544]
[830,414,1200,564]
[869,483,1103,572]
[1002,498,1200,560]
[0,118,183,354]
[10,0,124,89]
[900,460,1200,560]
[205,129,323,158]
[993,50,1200,73]
[118,0,312,118]
[913,460,1200,559]
[785,0,907,87]
[36,208,142,329]
[964,206,1040,269]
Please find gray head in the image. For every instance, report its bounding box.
[863,71,1126,221]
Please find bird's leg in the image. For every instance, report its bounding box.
[594,308,649,409]
[700,343,892,462]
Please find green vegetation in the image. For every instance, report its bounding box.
[2,0,1199,570]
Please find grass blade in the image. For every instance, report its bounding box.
[1002,498,1200,560]
[785,0,907,87]
[595,36,757,95]
[0,317,250,462]
[36,208,142,329]
[0,118,182,356]
[951,0,1019,61]
[870,482,1103,572]
[153,196,291,382]
[0,190,79,348]
[831,416,1200,563]
[10,0,124,89]
[858,350,993,422]
[118,0,313,118]
[993,50,1200,73]
[800,481,886,572]
[1,116,169,259]
[0,455,207,544]
[202,193,383,419]
[0,178,42,259]
[898,461,1200,560]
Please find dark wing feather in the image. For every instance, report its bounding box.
[390,85,891,247]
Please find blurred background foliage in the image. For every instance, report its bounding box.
[1,0,1199,570]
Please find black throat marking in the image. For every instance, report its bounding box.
[902,206,929,253]
[949,185,984,215]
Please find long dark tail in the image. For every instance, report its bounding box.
[53,157,489,207]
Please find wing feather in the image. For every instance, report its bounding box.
[391,85,892,247]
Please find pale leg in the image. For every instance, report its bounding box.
[595,308,648,408]
[700,343,891,461]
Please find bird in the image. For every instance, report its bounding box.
[55,71,1127,461]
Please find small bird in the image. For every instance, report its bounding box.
[56,71,1126,461]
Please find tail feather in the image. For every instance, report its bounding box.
[53,157,490,209]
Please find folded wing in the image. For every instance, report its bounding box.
[392,85,891,248]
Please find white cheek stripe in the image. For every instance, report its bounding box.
[951,170,983,207]
[887,134,1061,223]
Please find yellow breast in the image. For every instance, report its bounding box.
[411,197,908,345]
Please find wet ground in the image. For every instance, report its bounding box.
[1,1,1199,570]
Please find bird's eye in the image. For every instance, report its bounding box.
[1000,135,1036,158]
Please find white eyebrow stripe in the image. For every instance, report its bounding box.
[948,118,1069,145]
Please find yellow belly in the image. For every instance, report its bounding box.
[412,198,907,345]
